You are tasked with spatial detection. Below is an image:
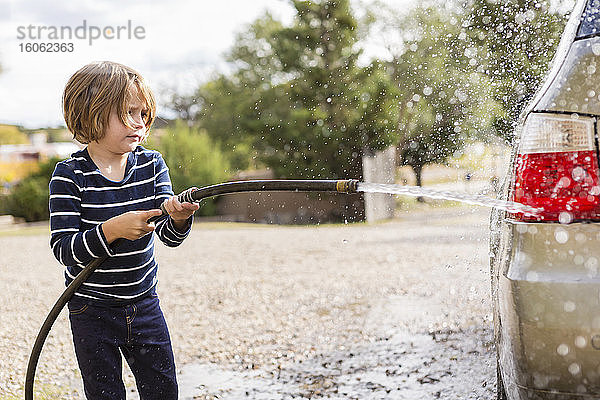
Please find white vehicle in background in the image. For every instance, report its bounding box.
[491,0,600,399]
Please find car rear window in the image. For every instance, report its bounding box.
[577,0,600,37]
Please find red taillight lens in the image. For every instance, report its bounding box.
[512,113,600,222]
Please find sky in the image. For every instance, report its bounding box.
[0,0,414,129]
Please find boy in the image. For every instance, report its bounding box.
[49,61,199,400]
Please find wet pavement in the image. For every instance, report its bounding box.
[178,307,495,399]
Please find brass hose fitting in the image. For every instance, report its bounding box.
[336,179,359,193]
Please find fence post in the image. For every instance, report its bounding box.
[362,146,396,222]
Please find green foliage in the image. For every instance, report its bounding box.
[4,157,61,222]
[374,4,499,185]
[192,0,400,179]
[0,194,8,215]
[465,0,568,139]
[194,76,261,171]
[147,121,231,216]
[6,176,49,221]
[370,0,566,182]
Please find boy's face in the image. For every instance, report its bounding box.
[97,89,148,155]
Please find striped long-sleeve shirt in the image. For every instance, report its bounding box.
[49,145,191,304]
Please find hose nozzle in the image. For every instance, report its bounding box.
[336,179,359,193]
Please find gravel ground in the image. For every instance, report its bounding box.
[0,205,495,399]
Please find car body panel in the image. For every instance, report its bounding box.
[491,0,600,398]
[494,220,600,398]
[526,0,588,117]
[534,37,600,115]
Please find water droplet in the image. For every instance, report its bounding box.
[568,362,581,375]
[564,301,576,312]
[555,229,569,243]
[342,239,348,244]
[588,65,597,75]
[575,336,587,348]
[557,343,570,356]
[557,176,571,187]
[559,212,573,224]
[572,166,587,181]
[585,257,598,270]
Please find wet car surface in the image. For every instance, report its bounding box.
[491,0,600,398]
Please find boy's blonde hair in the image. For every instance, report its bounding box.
[63,61,156,144]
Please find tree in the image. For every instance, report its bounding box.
[375,3,499,186]
[194,0,400,180]
[465,0,568,139]
[194,76,262,172]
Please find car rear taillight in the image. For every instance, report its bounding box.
[512,113,600,223]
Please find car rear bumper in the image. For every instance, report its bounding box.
[496,221,600,398]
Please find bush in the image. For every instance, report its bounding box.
[148,121,231,216]
[6,176,50,222]
[0,193,9,215]
[4,157,61,222]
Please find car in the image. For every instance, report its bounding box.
[490,0,600,399]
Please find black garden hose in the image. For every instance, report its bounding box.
[25,179,359,399]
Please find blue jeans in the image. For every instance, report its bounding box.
[68,294,178,400]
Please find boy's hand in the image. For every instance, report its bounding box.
[163,193,200,230]
[101,209,163,243]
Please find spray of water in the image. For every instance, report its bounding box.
[357,182,541,216]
